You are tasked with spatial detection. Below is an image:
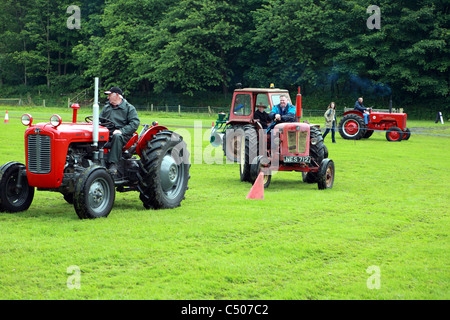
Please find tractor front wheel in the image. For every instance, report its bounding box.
[318,159,335,190]
[402,128,411,140]
[250,155,271,188]
[0,162,34,213]
[73,166,115,219]
[386,127,403,142]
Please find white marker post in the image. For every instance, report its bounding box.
[93,77,99,147]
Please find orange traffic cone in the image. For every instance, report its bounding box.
[246,172,264,200]
[4,110,9,123]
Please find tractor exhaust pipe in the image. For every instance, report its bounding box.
[296,86,302,121]
[389,95,392,113]
[92,77,99,147]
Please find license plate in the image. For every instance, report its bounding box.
[283,156,311,163]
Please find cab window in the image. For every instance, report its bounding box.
[255,94,270,111]
[233,94,251,115]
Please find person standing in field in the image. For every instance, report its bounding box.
[322,102,337,143]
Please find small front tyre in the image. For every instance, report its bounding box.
[386,127,403,142]
[317,159,335,190]
[73,166,115,219]
[0,162,34,212]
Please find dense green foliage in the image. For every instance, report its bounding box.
[0,0,448,113]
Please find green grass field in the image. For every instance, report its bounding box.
[0,107,448,300]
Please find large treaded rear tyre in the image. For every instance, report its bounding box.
[223,125,243,163]
[139,130,190,209]
[304,126,327,183]
[338,114,366,140]
[240,125,258,182]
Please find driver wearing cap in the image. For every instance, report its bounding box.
[100,86,140,176]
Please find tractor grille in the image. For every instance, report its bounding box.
[287,130,307,154]
[27,134,51,174]
[287,131,297,152]
[298,131,307,153]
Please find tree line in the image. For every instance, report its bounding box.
[0,0,448,113]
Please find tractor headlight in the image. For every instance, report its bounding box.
[21,114,33,126]
[50,114,62,128]
[311,137,318,145]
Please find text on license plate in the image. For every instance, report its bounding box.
[283,156,311,163]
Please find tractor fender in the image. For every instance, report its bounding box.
[342,110,364,118]
[135,125,168,157]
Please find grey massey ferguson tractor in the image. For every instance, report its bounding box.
[0,78,190,219]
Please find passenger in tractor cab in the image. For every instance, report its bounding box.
[101,86,140,176]
[253,102,271,129]
[354,97,371,125]
[269,94,296,123]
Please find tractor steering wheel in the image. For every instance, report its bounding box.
[85,116,116,131]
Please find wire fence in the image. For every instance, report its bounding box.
[0,97,447,121]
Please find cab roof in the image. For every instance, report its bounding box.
[234,88,289,93]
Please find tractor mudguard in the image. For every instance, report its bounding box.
[342,110,364,118]
[135,125,168,158]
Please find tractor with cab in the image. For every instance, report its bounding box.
[0,78,190,219]
[210,85,334,189]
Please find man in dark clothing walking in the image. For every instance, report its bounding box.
[101,86,140,176]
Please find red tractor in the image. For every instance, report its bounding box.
[210,85,335,189]
[338,108,410,142]
[0,78,190,219]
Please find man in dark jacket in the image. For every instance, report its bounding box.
[253,102,271,129]
[101,86,140,175]
[354,97,371,124]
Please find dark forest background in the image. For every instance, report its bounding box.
[0,0,448,118]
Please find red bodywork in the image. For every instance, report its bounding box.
[344,110,407,131]
[271,122,317,172]
[24,123,110,188]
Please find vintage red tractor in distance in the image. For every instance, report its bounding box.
[0,78,190,219]
[338,108,410,142]
[210,85,334,189]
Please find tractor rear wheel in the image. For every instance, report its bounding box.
[363,129,374,139]
[386,127,403,142]
[318,159,335,190]
[240,125,258,182]
[223,125,243,163]
[0,162,34,213]
[139,130,190,209]
[338,114,366,140]
[73,166,115,219]
[305,126,326,183]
